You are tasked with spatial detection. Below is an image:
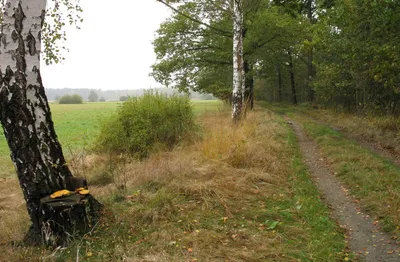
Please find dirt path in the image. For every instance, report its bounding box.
[288,118,399,262]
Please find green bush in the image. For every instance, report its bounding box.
[119,95,129,102]
[59,94,83,104]
[96,92,195,157]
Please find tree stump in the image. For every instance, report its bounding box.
[39,192,102,246]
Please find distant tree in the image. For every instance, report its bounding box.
[59,94,84,104]
[55,95,61,101]
[99,97,106,102]
[88,90,99,102]
[119,95,129,102]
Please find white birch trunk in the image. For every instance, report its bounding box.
[0,0,96,244]
[232,0,245,122]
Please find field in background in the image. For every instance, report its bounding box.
[0,100,223,178]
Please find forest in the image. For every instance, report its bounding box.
[153,0,400,115]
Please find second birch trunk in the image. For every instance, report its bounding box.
[232,0,245,122]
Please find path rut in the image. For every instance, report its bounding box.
[288,118,399,262]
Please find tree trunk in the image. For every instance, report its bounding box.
[244,60,254,110]
[232,0,245,122]
[277,64,283,102]
[0,0,100,245]
[288,51,297,105]
[306,0,315,102]
[249,74,254,110]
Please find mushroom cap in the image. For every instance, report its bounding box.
[50,189,72,199]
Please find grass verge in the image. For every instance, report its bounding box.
[0,108,345,261]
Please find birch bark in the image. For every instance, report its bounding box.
[232,0,245,122]
[0,0,73,243]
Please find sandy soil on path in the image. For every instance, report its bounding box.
[288,118,399,262]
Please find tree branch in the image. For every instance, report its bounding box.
[196,58,231,65]
[157,0,232,37]
[256,34,281,49]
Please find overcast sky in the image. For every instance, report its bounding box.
[41,1,171,90]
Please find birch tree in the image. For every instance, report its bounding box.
[0,0,99,245]
[231,0,245,122]
[156,0,247,122]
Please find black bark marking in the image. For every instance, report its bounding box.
[4,65,14,84]
[0,69,3,86]
[11,30,18,42]
[14,70,26,87]
[16,35,26,72]
[40,9,45,28]
[26,31,36,55]
[32,66,42,86]
[232,92,243,123]
[0,33,8,49]
[13,2,25,34]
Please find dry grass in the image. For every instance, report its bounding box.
[263,102,400,160]
[0,108,344,261]
[302,107,400,158]
[0,178,29,242]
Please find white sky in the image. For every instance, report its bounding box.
[41,1,170,90]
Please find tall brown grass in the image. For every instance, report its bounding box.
[0,108,311,261]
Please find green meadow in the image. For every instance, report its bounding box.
[0,100,223,177]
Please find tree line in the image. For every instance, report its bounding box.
[46,88,216,102]
[153,0,400,115]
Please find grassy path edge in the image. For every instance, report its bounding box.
[287,116,400,261]
[262,103,400,239]
[283,115,347,261]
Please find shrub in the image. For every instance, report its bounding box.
[96,92,196,157]
[59,94,83,104]
[119,95,129,101]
